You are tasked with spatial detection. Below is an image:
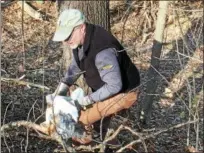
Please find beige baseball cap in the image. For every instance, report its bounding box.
[52,9,85,42]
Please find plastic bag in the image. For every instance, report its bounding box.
[45,87,85,139]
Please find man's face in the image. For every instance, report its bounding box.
[63,25,84,49]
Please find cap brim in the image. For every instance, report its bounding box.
[52,26,73,42]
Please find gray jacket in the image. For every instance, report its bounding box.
[63,47,122,102]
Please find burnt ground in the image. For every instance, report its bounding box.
[1,1,203,153]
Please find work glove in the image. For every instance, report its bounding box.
[54,82,69,96]
[78,96,94,107]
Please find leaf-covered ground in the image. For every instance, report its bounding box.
[1,1,203,153]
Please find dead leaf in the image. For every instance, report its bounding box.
[164,88,173,98]
[159,98,174,108]
[185,145,198,153]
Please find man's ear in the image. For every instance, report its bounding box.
[81,24,86,33]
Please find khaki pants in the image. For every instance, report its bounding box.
[72,91,139,144]
[79,91,139,125]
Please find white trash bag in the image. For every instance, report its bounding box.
[70,87,84,105]
[45,87,85,139]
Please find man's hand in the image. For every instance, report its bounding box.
[54,82,69,96]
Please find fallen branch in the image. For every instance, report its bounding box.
[1,118,199,152]
[1,77,50,90]
[17,1,44,21]
[116,119,199,152]
[104,125,124,144]
[74,144,102,152]
[1,120,49,135]
[1,121,75,152]
[75,120,199,152]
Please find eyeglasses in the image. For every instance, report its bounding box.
[64,29,74,42]
[64,26,81,42]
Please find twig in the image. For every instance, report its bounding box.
[74,144,100,152]
[104,125,124,144]
[20,139,24,152]
[154,52,203,63]
[25,100,38,152]
[1,69,8,74]
[140,33,152,45]
[1,77,50,90]
[99,117,105,152]
[176,51,203,63]
[120,1,136,43]
[149,65,193,117]
[20,0,26,74]
[116,119,199,152]
[2,101,13,153]
[195,117,200,150]
[104,125,147,151]
[25,127,29,153]
[17,1,44,21]
[123,126,148,152]
[34,112,45,123]
[194,89,202,150]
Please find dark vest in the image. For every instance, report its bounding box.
[73,23,140,92]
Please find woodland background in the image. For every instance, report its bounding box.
[1,0,203,153]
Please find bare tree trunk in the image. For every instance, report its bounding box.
[140,1,169,126]
[58,1,110,92]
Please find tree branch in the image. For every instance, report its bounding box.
[1,121,49,135]
[1,119,199,152]
[116,119,199,152]
[1,77,50,90]
[17,1,44,21]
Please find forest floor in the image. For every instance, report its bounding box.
[1,1,203,153]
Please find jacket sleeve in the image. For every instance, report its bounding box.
[89,48,122,102]
[61,57,82,86]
